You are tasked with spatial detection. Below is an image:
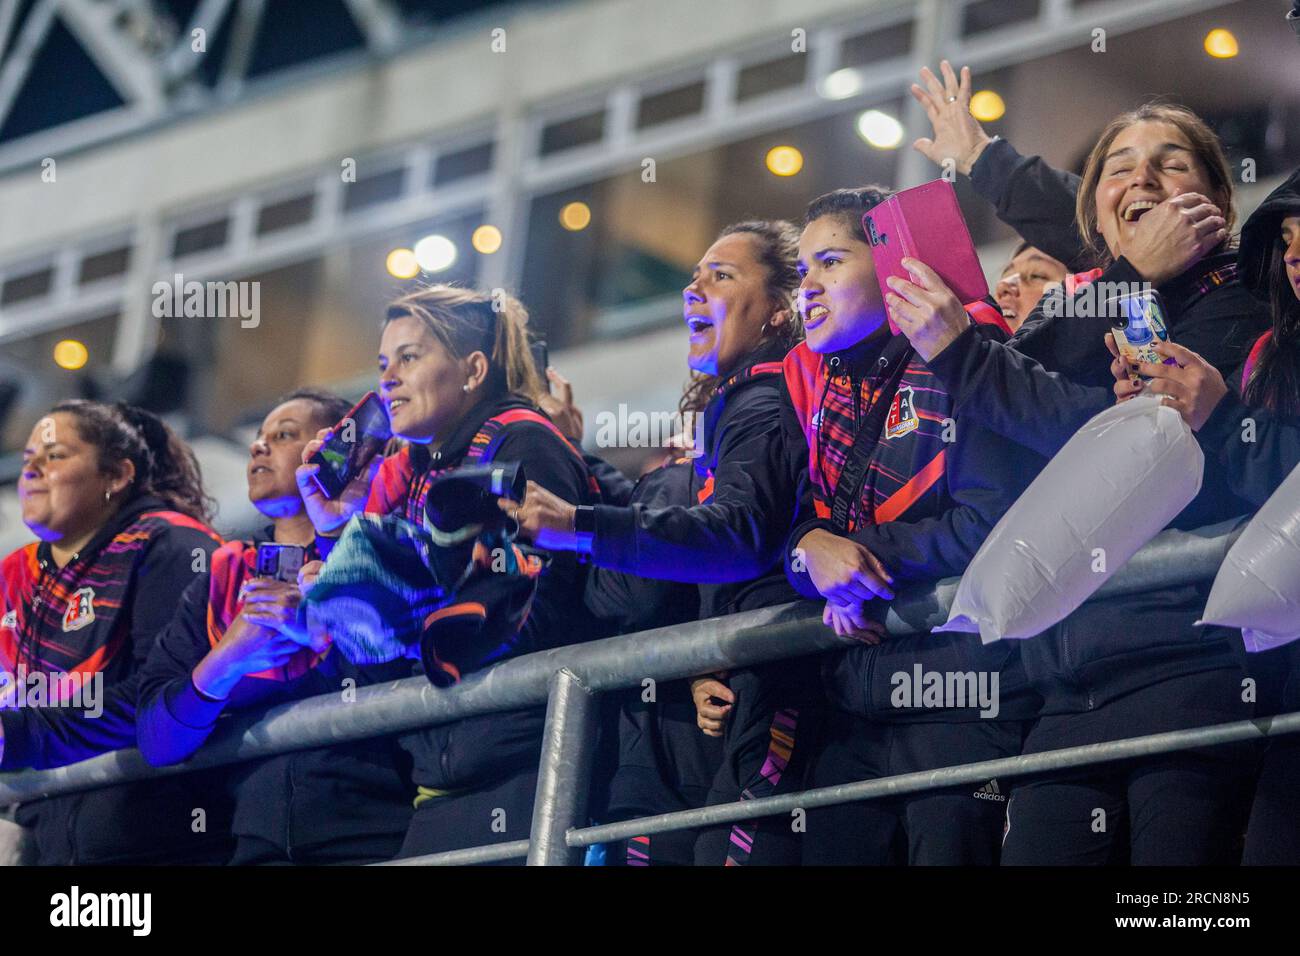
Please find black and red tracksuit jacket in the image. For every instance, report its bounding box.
[781,328,1041,722]
[363,393,604,794]
[0,494,232,864]
[586,340,802,618]
[135,529,414,861]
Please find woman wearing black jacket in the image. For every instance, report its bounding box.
[509,220,810,865]
[1111,168,1300,864]
[0,400,231,864]
[136,389,415,864]
[888,100,1271,864]
[294,284,599,860]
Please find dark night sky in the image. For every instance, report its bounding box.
[0,0,512,143]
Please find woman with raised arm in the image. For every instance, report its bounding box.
[884,101,1271,865]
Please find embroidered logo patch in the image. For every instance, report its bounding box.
[885,385,919,440]
[62,587,96,632]
[1,609,16,630]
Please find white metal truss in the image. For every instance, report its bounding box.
[0,0,405,136]
[0,0,1248,366]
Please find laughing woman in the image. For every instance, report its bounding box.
[0,401,230,864]
[294,285,599,860]
[885,103,1271,864]
[1109,168,1300,864]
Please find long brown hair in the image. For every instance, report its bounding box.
[384,284,545,402]
[50,399,215,523]
[1075,103,1235,264]
[679,220,804,416]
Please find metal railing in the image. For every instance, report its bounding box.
[3,516,1294,865]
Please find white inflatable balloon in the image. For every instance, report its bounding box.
[940,395,1203,643]
[1198,460,1300,652]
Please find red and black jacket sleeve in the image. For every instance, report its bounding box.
[588,380,801,583]
[0,524,218,771]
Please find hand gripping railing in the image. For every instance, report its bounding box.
[3,517,1293,865]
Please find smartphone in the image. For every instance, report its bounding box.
[255,543,306,583]
[862,180,989,335]
[1106,289,1176,381]
[530,340,550,393]
[307,391,392,499]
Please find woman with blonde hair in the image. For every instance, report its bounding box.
[295,284,599,859]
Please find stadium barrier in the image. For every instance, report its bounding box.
[4,515,1296,865]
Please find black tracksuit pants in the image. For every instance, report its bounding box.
[1243,644,1300,865]
[693,659,825,866]
[396,770,539,863]
[603,682,725,866]
[800,710,1025,865]
[1001,670,1256,866]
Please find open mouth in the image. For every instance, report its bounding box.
[1000,306,1017,320]
[1121,200,1159,223]
[388,398,409,413]
[803,304,830,330]
[685,315,714,336]
[249,465,272,477]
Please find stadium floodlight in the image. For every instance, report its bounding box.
[856,109,903,149]
[818,68,863,101]
[413,235,458,273]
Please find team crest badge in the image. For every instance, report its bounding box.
[885,385,919,440]
[1,609,16,630]
[62,587,96,632]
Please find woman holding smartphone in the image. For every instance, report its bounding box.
[295,284,598,859]
[0,400,229,864]
[137,389,416,864]
[884,101,1271,864]
[1110,167,1300,864]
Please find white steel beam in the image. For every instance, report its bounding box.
[56,0,166,113]
[343,0,403,55]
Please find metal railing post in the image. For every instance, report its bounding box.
[526,668,597,866]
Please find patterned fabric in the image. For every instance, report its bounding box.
[725,708,799,866]
[0,510,218,707]
[206,540,325,682]
[785,345,951,531]
[300,513,458,665]
[625,834,651,866]
[310,409,564,671]
[366,409,596,523]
